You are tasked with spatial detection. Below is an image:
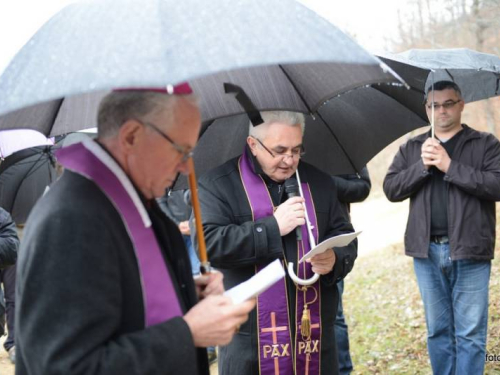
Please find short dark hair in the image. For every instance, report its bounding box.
[425,80,462,101]
[97,91,178,138]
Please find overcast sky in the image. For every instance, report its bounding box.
[0,0,408,75]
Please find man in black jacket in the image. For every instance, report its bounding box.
[16,86,255,375]
[383,81,500,375]
[197,111,357,375]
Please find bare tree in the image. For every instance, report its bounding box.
[471,0,487,50]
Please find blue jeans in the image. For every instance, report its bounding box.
[335,280,353,375]
[413,242,490,375]
[183,235,201,275]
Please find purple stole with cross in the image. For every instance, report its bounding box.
[56,139,182,327]
[239,151,321,375]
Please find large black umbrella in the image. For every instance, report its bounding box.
[0,145,56,225]
[0,61,399,137]
[172,82,429,190]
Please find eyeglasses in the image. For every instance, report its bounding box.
[136,119,194,163]
[252,137,305,160]
[426,99,462,110]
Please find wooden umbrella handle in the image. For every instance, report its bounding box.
[187,158,211,273]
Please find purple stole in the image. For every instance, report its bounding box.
[56,140,182,327]
[239,151,321,375]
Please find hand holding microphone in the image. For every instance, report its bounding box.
[273,177,305,237]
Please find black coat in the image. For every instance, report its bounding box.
[196,153,357,375]
[332,167,371,209]
[383,125,500,260]
[0,207,19,268]
[16,171,209,375]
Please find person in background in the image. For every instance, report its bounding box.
[0,207,19,364]
[383,81,500,374]
[331,167,371,375]
[158,189,201,275]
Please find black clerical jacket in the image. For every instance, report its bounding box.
[16,171,209,375]
[195,152,357,375]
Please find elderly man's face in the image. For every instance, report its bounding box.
[127,97,201,199]
[249,122,303,183]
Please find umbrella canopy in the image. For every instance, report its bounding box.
[0,91,107,137]
[0,130,56,225]
[0,62,399,137]
[379,48,500,104]
[0,0,395,118]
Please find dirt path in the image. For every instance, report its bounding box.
[0,336,14,375]
[350,194,409,257]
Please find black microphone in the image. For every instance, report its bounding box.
[284,177,302,241]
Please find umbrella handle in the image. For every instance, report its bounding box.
[188,158,211,274]
[287,262,320,286]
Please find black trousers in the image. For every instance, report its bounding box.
[1,265,16,351]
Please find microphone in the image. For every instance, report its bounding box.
[284,177,302,241]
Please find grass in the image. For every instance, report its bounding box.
[343,243,500,374]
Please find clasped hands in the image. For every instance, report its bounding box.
[274,196,336,275]
[421,137,451,173]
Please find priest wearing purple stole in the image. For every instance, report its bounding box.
[15,86,255,375]
[196,111,357,375]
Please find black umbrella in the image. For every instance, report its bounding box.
[0,146,56,225]
[0,91,107,137]
[171,82,428,190]
[0,61,399,137]
[380,48,500,104]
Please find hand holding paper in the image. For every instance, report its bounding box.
[299,230,361,264]
[224,259,285,304]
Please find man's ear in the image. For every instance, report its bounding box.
[119,119,143,152]
[458,99,465,113]
[247,136,257,155]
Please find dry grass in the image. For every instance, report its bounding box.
[344,236,500,374]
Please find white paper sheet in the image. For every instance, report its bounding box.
[298,231,361,264]
[224,259,285,304]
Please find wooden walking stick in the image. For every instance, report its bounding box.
[187,158,211,274]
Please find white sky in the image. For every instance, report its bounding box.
[0,0,408,75]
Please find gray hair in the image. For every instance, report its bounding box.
[248,111,305,139]
[97,91,197,138]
